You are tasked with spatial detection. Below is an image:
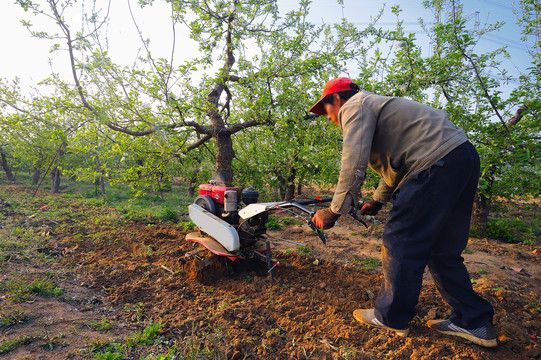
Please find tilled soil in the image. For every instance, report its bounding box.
[54,217,541,360]
[1,187,540,359]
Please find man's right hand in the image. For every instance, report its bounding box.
[359,200,383,216]
[313,208,340,230]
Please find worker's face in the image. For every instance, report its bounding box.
[323,94,343,126]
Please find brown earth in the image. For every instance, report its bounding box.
[1,185,540,359]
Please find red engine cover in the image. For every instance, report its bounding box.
[199,184,242,205]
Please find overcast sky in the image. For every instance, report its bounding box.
[0,0,533,93]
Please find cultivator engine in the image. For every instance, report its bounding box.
[185,182,333,278]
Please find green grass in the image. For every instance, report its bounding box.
[0,276,63,302]
[470,216,540,245]
[0,307,31,328]
[87,317,112,332]
[14,173,195,225]
[353,256,382,271]
[297,245,313,257]
[126,322,162,347]
[266,215,281,230]
[28,278,64,297]
[281,216,303,226]
[178,220,195,232]
[0,336,36,355]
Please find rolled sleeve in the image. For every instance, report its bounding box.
[372,179,395,204]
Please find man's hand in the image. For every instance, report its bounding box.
[359,200,383,216]
[313,208,340,230]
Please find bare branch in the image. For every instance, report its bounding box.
[186,134,213,151]
[182,121,213,134]
[229,119,273,134]
[106,122,178,136]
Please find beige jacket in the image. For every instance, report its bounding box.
[330,91,468,214]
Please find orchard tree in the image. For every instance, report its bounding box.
[353,0,540,232]
[0,78,78,192]
[14,0,371,191]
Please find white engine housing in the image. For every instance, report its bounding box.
[188,204,240,252]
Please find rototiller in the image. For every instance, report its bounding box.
[185,182,368,278]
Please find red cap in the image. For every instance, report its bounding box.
[309,77,357,115]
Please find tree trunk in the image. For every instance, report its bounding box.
[207,15,236,187]
[32,152,46,184]
[51,168,61,193]
[50,142,67,194]
[188,166,200,197]
[277,154,298,201]
[0,151,15,181]
[208,81,235,186]
[214,129,235,186]
[32,168,41,184]
[278,177,296,201]
[472,193,491,235]
[95,154,106,197]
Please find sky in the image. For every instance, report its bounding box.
[0,0,533,93]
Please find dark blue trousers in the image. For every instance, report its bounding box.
[374,141,494,330]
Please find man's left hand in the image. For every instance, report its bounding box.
[313,208,340,230]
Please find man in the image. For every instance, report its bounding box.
[310,77,496,347]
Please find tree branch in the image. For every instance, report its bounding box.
[106,122,178,136]
[228,119,274,134]
[186,134,213,151]
[508,105,528,126]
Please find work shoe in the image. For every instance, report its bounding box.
[353,309,410,337]
[427,319,497,348]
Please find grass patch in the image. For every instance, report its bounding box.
[470,217,539,245]
[0,335,36,355]
[353,256,382,271]
[281,217,303,226]
[297,245,313,257]
[87,317,112,332]
[28,277,64,297]
[0,306,32,328]
[266,215,281,230]
[178,220,195,232]
[126,322,162,348]
[160,208,179,223]
[0,276,63,302]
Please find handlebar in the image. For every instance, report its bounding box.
[269,197,368,245]
[271,198,331,245]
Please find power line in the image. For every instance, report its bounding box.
[475,0,515,11]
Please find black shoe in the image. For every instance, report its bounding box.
[353,309,410,337]
[427,319,497,347]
